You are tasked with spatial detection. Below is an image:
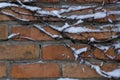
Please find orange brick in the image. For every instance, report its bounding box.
[0,24,8,40]
[42,44,90,60]
[0,63,7,78]
[42,44,74,60]
[62,62,119,78]
[11,63,60,78]
[12,26,60,41]
[0,44,39,60]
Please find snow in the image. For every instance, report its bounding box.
[50,23,107,34]
[8,33,20,39]
[109,11,120,15]
[74,20,83,25]
[0,2,18,8]
[114,42,120,49]
[94,12,107,19]
[57,78,79,80]
[85,61,120,78]
[102,69,120,78]
[24,0,34,2]
[85,61,109,78]
[34,24,62,39]
[20,36,35,41]
[50,23,70,31]
[66,44,88,60]
[94,45,110,52]
[89,37,96,42]
[1,11,30,21]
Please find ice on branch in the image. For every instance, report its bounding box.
[66,44,87,60]
[50,23,107,34]
[1,11,30,21]
[34,24,62,39]
[8,33,20,39]
[23,0,34,2]
[0,2,18,8]
[85,61,120,78]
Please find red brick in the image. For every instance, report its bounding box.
[94,47,120,61]
[42,44,90,60]
[66,31,118,41]
[12,26,60,41]
[0,24,8,40]
[0,44,39,60]
[0,63,7,78]
[0,14,14,21]
[62,62,119,78]
[11,63,60,78]
[1,7,36,21]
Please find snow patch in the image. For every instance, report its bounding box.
[8,33,20,39]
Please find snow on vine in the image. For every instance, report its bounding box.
[85,61,120,78]
[0,0,120,79]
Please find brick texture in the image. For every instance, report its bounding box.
[0,0,120,79]
[0,44,39,60]
[66,31,118,41]
[11,63,60,78]
[94,47,120,61]
[42,44,90,60]
[0,63,7,78]
[12,26,59,40]
[0,7,37,21]
[62,63,120,78]
[0,24,8,40]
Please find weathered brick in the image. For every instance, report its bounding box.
[0,63,7,78]
[12,26,60,41]
[35,0,59,2]
[62,62,119,78]
[42,44,74,60]
[94,14,118,22]
[61,8,93,17]
[0,24,8,40]
[0,44,39,60]
[42,44,90,60]
[1,7,37,21]
[11,63,60,78]
[0,14,14,21]
[66,31,118,41]
[94,47,120,61]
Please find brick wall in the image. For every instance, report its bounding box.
[0,0,120,80]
